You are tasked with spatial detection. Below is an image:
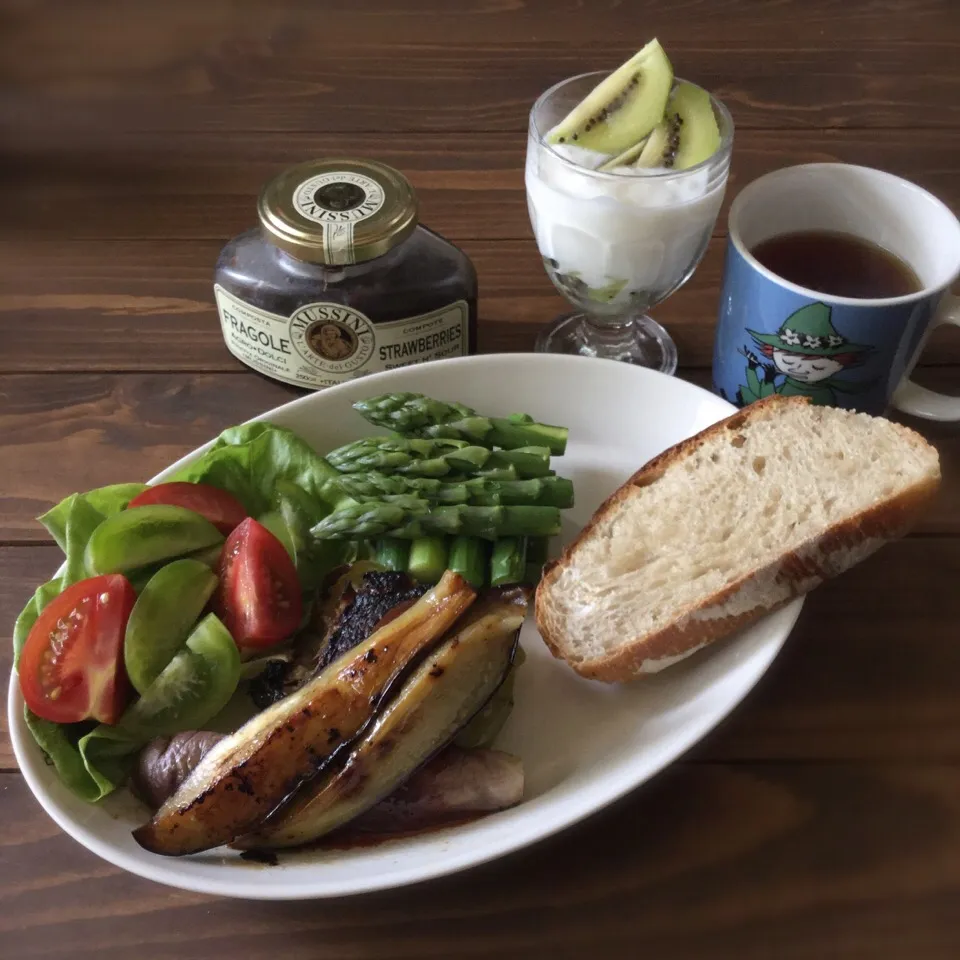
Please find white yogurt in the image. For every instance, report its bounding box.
[525,141,727,306]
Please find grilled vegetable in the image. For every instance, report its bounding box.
[133,737,524,836]
[350,747,524,833]
[235,587,528,849]
[132,571,476,856]
[248,570,428,709]
[133,731,226,809]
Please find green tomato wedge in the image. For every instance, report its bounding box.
[187,542,225,570]
[124,558,219,695]
[113,613,241,739]
[85,504,224,576]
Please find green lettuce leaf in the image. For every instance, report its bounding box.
[14,487,142,665]
[16,484,148,800]
[38,483,146,554]
[170,421,350,587]
[170,421,342,518]
[23,710,116,803]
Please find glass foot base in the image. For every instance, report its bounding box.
[534,312,678,375]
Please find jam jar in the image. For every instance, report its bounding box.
[214,159,477,390]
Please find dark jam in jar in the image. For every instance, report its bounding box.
[215,159,477,390]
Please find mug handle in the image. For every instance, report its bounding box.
[892,292,960,421]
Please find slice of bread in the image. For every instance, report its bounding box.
[536,396,940,683]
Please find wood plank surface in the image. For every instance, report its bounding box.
[3,11,959,134]
[4,240,960,373]
[5,131,960,242]
[4,762,960,959]
[4,537,960,772]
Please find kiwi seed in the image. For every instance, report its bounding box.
[546,39,674,154]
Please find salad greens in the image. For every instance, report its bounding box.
[169,422,344,518]
[14,422,344,802]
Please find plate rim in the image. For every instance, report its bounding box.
[8,353,804,899]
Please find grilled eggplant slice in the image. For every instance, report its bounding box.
[133,732,226,810]
[250,570,428,709]
[351,747,524,833]
[236,588,529,850]
[133,571,475,856]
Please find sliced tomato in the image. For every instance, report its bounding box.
[215,518,302,649]
[128,482,248,535]
[19,575,135,724]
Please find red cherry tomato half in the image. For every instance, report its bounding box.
[19,575,135,725]
[215,518,302,649]
[128,482,248,535]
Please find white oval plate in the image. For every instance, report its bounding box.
[9,354,802,899]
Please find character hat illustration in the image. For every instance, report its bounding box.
[747,302,871,357]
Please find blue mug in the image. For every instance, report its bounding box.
[713,164,960,421]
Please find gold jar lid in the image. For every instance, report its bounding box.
[257,159,419,266]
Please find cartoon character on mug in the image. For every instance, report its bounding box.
[737,302,874,407]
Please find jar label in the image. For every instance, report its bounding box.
[291,171,386,265]
[215,285,469,389]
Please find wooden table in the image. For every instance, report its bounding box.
[2,2,959,956]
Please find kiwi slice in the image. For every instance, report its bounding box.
[635,82,721,171]
[598,136,650,172]
[548,39,673,155]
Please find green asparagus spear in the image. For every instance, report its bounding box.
[327,435,549,479]
[394,456,459,478]
[460,478,541,506]
[442,445,494,472]
[523,536,550,585]
[531,476,574,507]
[486,447,553,478]
[311,501,561,541]
[490,536,528,586]
[352,393,475,432]
[407,537,449,583]
[310,496,430,539]
[325,435,467,472]
[328,473,572,508]
[373,538,410,571]
[334,474,469,503]
[448,536,488,587]
[470,464,519,481]
[353,393,568,455]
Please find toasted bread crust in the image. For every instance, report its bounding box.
[535,396,940,683]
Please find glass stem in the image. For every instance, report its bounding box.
[581,313,640,357]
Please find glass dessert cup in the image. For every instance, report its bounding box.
[526,71,734,373]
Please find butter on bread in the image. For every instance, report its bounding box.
[535,396,940,682]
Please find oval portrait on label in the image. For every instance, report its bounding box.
[290,302,375,374]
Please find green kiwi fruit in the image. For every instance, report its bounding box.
[597,136,650,172]
[548,39,673,155]
[635,82,721,171]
